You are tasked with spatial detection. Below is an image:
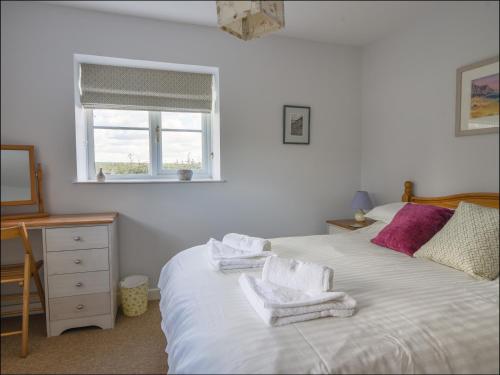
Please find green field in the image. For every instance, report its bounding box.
[96,162,201,175]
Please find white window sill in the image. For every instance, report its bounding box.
[73,179,226,184]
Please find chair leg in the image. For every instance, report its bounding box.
[32,270,46,313]
[21,254,31,358]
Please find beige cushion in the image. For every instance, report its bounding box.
[414,201,499,280]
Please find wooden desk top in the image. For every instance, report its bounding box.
[1,213,118,228]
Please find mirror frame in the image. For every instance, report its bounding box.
[1,144,37,206]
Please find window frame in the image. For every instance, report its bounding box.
[156,112,212,179]
[74,55,221,183]
[86,109,212,180]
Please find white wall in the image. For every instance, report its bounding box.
[361,1,499,204]
[1,2,362,285]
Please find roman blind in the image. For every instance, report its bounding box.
[79,63,213,113]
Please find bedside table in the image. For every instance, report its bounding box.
[326,218,376,234]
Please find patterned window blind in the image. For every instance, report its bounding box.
[79,63,213,113]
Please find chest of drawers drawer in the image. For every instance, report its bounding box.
[45,226,108,251]
[46,248,109,275]
[49,293,110,321]
[48,271,110,298]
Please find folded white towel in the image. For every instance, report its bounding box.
[239,274,356,326]
[223,233,272,253]
[207,239,271,271]
[209,238,270,259]
[262,256,334,293]
[209,257,268,271]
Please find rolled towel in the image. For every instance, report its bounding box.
[262,256,334,293]
[208,238,270,259]
[222,233,272,253]
[207,239,271,271]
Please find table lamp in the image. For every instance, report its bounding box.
[351,191,373,222]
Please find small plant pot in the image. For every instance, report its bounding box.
[177,169,193,181]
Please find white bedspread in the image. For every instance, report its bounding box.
[158,223,499,374]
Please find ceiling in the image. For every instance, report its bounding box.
[42,1,478,46]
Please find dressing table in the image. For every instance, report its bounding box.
[1,145,119,337]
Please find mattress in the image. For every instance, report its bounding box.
[158,222,499,374]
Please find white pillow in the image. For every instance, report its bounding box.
[364,202,406,223]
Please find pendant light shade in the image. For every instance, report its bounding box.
[216,1,285,41]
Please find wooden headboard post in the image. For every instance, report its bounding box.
[401,181,499,209]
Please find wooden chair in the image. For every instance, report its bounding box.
[1,223,45,357]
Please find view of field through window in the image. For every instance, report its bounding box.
[93,109,204,175]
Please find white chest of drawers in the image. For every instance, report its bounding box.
[40,218,119,337]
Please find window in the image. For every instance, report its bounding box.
[91,109,150,176]
[87,109,211,179]
[74,55,220,182]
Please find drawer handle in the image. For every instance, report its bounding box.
[73,259,82,264]
[76,304,84,310]
[75,282,83,287]
[73,236,81,241]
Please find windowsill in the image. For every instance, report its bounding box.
[73,179,226,184]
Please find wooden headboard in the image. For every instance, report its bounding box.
[401,181,499,209]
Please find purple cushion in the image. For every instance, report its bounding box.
[371,203,454,256]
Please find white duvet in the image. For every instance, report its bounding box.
[158,223,499,374]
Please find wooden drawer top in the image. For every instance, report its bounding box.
[326,218,375,230]
[1,213,118,228]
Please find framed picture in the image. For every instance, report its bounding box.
[283,105,310,144]
[456,56,499,136]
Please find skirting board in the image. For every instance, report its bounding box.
[148,288,160,301]
[2,288,161,317]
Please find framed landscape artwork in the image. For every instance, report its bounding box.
[456,56,499,136]
[283,105,310,144]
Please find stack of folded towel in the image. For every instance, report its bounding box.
[207,233,272,271]
[239,256,356,326]
[223,233,272,253]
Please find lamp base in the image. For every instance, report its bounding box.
[354,210,366,222]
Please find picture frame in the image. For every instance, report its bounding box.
[455,56,499,136]
[283,105,311,144]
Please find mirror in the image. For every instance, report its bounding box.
[1,145,37,206]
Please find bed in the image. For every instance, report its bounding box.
[158,181,499,374]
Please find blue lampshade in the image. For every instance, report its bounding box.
[351,191,373,211]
